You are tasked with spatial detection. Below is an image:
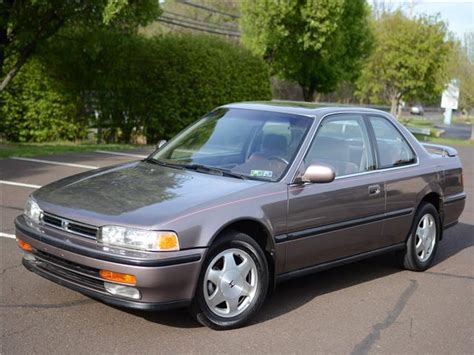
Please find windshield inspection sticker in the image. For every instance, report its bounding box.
[250,170,273,178]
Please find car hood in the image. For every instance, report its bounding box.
[33,161,263,228]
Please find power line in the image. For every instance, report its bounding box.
[157,16,240,37]
[159,16,240,37]
[176,0,240,19]
[160,15,239,35]
[164,10,238,31]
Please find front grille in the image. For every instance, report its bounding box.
[32,250,105,292]
[42,214,62,227]
[41,212,98,239]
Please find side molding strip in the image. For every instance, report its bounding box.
[444,192,466,205]
[276,208,413,243]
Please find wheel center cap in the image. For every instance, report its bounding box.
[220,270,242,299]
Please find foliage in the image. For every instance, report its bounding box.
[447,33,474,111]
[0,0,161,90]
[240,0,372,101]
[141,34,271,140]
[0,58,88,142]
[2,30,271,143]
[356,11,452,115]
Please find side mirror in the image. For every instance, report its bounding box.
[296,164,335,184]
[157,139,167,149]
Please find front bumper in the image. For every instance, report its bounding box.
[15,215,206,309]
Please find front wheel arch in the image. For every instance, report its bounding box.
[190,230,270,329]
[206,218,276,292]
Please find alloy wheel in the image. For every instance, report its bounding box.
[415,213,436,262]
[203,248,258,318]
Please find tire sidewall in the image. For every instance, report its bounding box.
[407,203,441,270]
[192,231,269,329]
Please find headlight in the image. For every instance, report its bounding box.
[98,226,179,251]
[24,197,42,224]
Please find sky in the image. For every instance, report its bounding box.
[370,0,474,40]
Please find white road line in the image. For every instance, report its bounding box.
[0,180,42,189]
[11,157,98,169]
[95,150,148,158]
[0,232,16,239]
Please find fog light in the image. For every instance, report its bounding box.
[23,252,36,261]
[99,269,136,285]
[104,282,140,300]
[17,239,32,252]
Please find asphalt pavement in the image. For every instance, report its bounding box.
[1,147,473,354]
[436,123,473,140]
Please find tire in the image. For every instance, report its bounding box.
[190,231,269,330]
[399,202,441,271]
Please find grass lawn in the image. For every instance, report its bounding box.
[413,135,474,146]
[399,117,435,127]
[0,142,146,158]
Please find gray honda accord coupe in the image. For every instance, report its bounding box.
[16,102,465,329]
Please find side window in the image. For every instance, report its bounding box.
[303,115,375,177]
[369,116,416,169]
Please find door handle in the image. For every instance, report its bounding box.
[368,184,381,196]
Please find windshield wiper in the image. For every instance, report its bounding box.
[145,157,184,170]
[183,164,246,180]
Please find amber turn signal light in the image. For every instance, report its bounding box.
[158,232,179,251]
[17,239,32,252]
[99,269,136,285]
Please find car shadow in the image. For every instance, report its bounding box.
[122,222,473,329]
[432,222,473,265]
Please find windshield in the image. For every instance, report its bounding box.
[152,108,313,181]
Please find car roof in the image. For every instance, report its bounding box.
[221,101,391,118]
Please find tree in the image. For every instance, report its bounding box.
[0,0,160,91]
[356,11,452,115]
[446,39,473,114]
[2,29,270,143]
[1,58,87,142]
[240,0,372,101]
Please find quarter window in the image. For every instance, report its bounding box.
[369,116,416,168]
[303,115,375,177]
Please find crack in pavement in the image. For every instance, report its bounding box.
[0,204,23,211]
[425,271,474,281]
[351,279,418,355]
[0,299,94,309]
[0,264,21,275]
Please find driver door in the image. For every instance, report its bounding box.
[285,114,386,272]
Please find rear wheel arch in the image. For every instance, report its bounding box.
[419,191,441,212]
[398,202,441,271]
[416,191,444,239]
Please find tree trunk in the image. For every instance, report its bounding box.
[301,85,316,102]
[389,95,398,116]
[0,13,64,91]
[0,26,6,78]
[0,0,15,78]
[0,43,35,91]
[396,100,403,117]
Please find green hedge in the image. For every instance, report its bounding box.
[1,60,88,142]
[144,35,272,140]
[1,31,272,143]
